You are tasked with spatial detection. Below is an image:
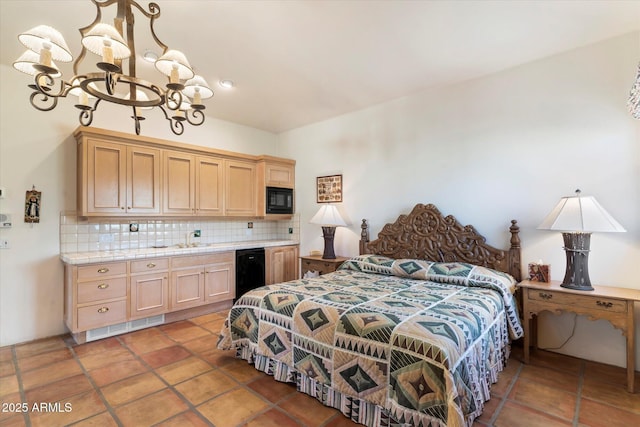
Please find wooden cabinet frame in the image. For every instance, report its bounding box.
[76,127,291,218]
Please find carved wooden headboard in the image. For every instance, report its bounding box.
[359,203,522,281]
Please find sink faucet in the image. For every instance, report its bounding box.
[186,231,196,247]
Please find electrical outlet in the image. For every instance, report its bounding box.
[288,227,293,234]
[129,223,139,232]
[0,239,9,249]
[247,222,253,229]
[194,229,201,237]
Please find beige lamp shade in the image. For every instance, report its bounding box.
[13,50,61,77]
[310,204,348,227]
[183,75,214,103]
[18,25,73,62]
[538,191,625,233]
[81,23,131,60]
[155,49,194,81]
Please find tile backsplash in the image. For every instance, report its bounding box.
[60,212,300,253]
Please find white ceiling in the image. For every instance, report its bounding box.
[2,1,639,134]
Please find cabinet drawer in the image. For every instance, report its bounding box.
[131,258,169,273]
[77,300,127,331]
[302,260,340,274]
[172,252,234,269]
[77,262,127,281]
[527,289,626,313]
[77,277,127,304]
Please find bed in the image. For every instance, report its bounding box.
[218,203,523,427]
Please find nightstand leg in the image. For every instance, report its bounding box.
[524,313,531,364]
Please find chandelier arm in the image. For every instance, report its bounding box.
[185,109,205,127]
[132,111,141,135]
[124,0,168,52]
[78,100,97,127]
[165,90,183,111]
[157,105,184,136]
[30,91,58,112]
[32,73,69,99]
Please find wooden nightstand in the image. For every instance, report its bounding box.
[518,279,640,393]
[300,255,349,278]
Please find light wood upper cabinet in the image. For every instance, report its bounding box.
[196,156,224,216]
[74,127,295,218]
[127,146,161,215]
[265,245,299,285]
[225,159,256,216]
[163,150,195,215]
[79,138,160,216]
[263,161,295,188]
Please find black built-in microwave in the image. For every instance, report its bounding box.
[266,187,293,214]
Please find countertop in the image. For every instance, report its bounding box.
[60,239,299,265]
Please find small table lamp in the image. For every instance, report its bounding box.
[538,189,626,291]
[310,204,348,259]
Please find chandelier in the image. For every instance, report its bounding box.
[13,0,214,136]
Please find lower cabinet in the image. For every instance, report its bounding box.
[265,245,299,285]
[65,261,128,332]
[170,252,235,309]
[130,258,169,320]
[64,250,236,342]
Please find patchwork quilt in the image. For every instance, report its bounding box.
[218,255,523,427]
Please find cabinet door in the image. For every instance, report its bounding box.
[265,245,299,285]
[205,261,235,302]
[163,151,195,215]
[86,139,127,214]
[265,163,295,188]
[170,267,205,310]
[130,272,169,319]
[225,160,256,216]
[196,156,224,216]
[127,146,161,215]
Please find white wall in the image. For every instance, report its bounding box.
[0,63,278,346]
[278,33,640,368]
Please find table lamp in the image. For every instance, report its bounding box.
[538,189,626,291]
[310,204,348,259]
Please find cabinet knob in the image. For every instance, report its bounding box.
[538,292,553,300]
[97,307,109,313]
[97,267,109,274]
[120,207,125,210]
[147,263,156,268]
[97,283,109,289]
[596,300,613,308]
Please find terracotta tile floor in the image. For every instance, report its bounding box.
[1,310,638,427]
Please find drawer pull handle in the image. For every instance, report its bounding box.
[538,292,553,300]
[596,300,613,308]
[147,263,156,268]
[97,268,109,274]
[97,307,109,313]
[97,283,109,289]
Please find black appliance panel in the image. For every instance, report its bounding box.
[266,187,293,214]
[235,248,265,299]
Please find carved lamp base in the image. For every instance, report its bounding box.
[321,226,337,259]
[560,232,594,291]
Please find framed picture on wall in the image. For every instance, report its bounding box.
[316,174,342,203]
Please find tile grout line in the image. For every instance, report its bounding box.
[486,360,524,426]
[66,338,125,427]
[572,360,585,427]
[11,345,31,427]
[113,327,220,427]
